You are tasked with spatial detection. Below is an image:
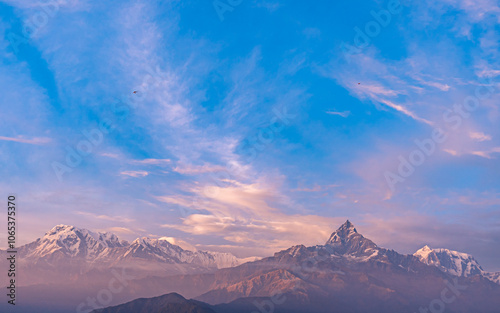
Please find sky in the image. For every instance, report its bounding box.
[0,0,499,271]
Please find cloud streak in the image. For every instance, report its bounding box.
[0,136,51,145]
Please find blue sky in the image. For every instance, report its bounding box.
[1,0,499,271]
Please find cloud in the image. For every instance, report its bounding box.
[1,0,91,11]
[2,0,499,271]
[443,149,459,156]
[439,0,500,23]
[470,147,500,159]
[252,1,282,12]
[100,152,121,159]
[320,53,436,125]
[325,110,350,118]
[155,195,193,207]
[160,180,346,254]
[476,68,500,78]
[358,83,400,97]
[132,158,171,165]
[75,211,134,223]
[377,98,433,125]
[443,146,500,159]
[158,236,198,251]
[420,81,451,91]
[0,136,51,145]
[106,227,135,234]
[120,170,149,178]
[292,184,340,192]
[172,162,227,175]
[469,131,492,142]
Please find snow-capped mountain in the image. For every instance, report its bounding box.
[413,245,483,277]
[122,237,241,268]
[324,219,378,258]
[414,245,500,284]
[20,225,129,260]
[271,220,406,268]
[194,220,500,312]
[11,224,248,287]
[8,220,500,313]
[20,224,243,269]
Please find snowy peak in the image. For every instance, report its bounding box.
[26,224,128,259]
[326,220,358,245]
[124,236,187,263]
[325,220,377,257]
[414,245,433,259]
[44,224,128,248]
[123,236,243,268]
[414,246,484,277]
[20,225,247,272]
[131,236,179,249]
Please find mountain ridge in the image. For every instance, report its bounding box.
[92,220,500,313]
[193,220,500,306]
[18,224,246,270]
[3,220,500,313]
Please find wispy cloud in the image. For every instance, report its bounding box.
[132,158,171,165]
[120,170,149,178]
[160,180,345,254]
[172,162,226,175]
[2,0,500,271]
[469,131,492,142]
[325,110,350,118]
[292,184,340,192]
[0,135,51,145]
[155,195,193,207]
[320,54,436,125]
[158,236,198,251]
[377,98,433,125]
[100,152,121,159]
[443,147,500,159]
[106,227,135,234]
[470,147,500,159]
[75,211,134,223]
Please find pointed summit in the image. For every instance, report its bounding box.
[325,220,377,256]
[341,219,357,232]
[414,245,437,262]
[325,220,358,245]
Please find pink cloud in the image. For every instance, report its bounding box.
[0,135,51,145]
[120,170,149,177]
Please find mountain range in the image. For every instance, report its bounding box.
[2,221,499,313]
[10,224,249,286]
